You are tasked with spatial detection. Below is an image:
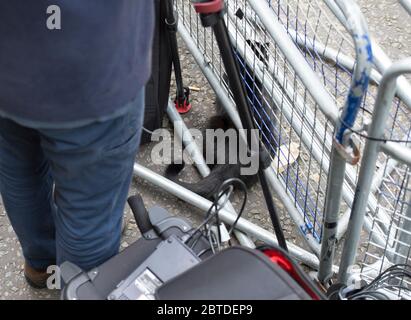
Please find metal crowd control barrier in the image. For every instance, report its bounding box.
[401,0,411,15]
[338,59,411,299]
[318,0,373,283]
[131,0,411,296]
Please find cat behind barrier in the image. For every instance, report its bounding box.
[165,40,280,200]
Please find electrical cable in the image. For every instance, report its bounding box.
[349,290,390,300]
[340,264,411,300]
[142,126,155,135]
[183,178,248,253]
[339,117,411,143]
[224,179,248,235]
[183,181,234,245]
[197,247,213,257]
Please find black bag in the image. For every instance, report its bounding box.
[155,246,323,300]
[141,0,173,145]
[61,205,211,300]
[61,204,324,300]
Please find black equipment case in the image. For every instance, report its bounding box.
[61,202,323,300]
[155,246,317,300]
[61,205,210,300]
[141,0,173,144]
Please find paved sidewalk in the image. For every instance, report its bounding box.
[0,0,410,299]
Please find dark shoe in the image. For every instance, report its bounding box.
[24,262,49,289]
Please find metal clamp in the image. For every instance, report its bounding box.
[333,137,361,166]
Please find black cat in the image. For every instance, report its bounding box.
[165,41,279,200]
[165,113,260,199]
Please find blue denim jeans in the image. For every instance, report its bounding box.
[0,90,144,271]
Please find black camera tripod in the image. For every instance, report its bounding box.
[191,0,287,250]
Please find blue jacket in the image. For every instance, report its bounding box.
[0,0,154,128]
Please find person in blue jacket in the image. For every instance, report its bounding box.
[0,0,154,288]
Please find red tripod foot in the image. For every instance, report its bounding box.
[175,99,192,114]
[175,87,192,114]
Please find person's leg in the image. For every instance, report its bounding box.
[39,90,145,271]
[0,118,56,270]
